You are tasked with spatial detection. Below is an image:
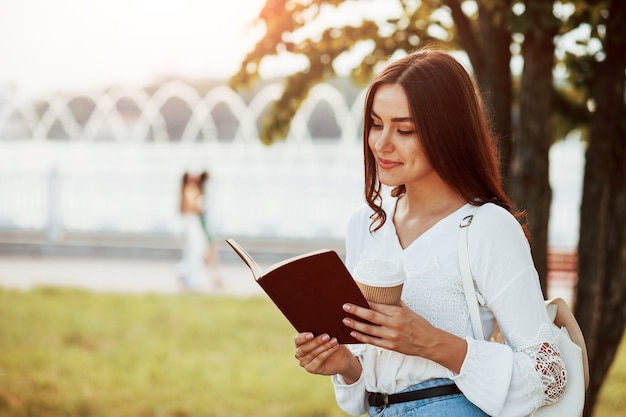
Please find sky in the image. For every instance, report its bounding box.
[0,0,406,100]
[0,0,267,98]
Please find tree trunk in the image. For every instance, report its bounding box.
[509,1,556,295]
[475,1,513,187]
[576,0,626,415]
[450,0,513,186]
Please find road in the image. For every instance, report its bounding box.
[0,254,574,305]
[0,255,264,296]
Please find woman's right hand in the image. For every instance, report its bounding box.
[294,332,362,384]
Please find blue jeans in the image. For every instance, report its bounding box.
[367,379,488,417]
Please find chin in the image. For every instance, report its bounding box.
[379,178,402,188]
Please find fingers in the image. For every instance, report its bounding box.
[293,333,340,375]
[372,301,407,316]
[294,332,314,347]
[342,315,384,344]
[341,302,395,332]
[294,333,337,359]
[341,303,406,349]
[344,302,396,319]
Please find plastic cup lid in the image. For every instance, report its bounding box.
[353,257,405,287]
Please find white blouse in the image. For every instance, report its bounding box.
[332,201,566,417]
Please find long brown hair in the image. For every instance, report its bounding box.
[180,171,209,213]
[363,50,527,237]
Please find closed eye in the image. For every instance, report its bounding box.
[370,118,383,129]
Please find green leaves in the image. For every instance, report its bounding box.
[229,0,617,146]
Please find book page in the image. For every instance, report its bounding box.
[263,249,331,275]
[225,238,263,279]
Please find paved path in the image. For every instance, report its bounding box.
[0,254,574,305]
[0,255,264,296]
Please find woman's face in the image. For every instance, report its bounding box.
[368,83,435,189]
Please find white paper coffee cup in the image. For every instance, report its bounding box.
[353,257,405,305]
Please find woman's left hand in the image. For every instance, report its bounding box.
[342,301,467,372]
[342,301,435,356]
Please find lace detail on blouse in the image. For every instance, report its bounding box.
[402,257,468,337]
[511,324,567,407]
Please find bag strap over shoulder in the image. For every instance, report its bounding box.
[457,210,590,391]
[458,213,485,340]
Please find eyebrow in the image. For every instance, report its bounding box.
[371,110,414,123]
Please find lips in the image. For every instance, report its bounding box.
[378,158,402,170]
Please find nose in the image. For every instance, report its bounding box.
[372,128,393,153]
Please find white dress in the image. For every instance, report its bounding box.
[332,201,566,417]
[178,213,208,291]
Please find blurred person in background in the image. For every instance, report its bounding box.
[178,170,221,291]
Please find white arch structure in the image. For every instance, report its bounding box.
[0,82,366,240]
[0,81,584,249]
[0,81,365,145]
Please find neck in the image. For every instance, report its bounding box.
[392,180,466,249]
[399,178,465,219]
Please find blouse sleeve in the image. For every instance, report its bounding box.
[451,204,567,417]
[331,345,370,416]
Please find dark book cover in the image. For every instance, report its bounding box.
[226,239,369,344]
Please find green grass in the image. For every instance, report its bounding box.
[0,288,347,417]
[594,335,626,416]
[0,287,623,417]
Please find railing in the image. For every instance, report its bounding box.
[0,81,367,246]
[0,80,365,143]
[0,81,585,257]
[547,250,578,285]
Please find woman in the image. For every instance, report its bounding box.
[178,171,219,291]
[293,50,566,416]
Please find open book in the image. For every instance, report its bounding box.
[225,238,369,344]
